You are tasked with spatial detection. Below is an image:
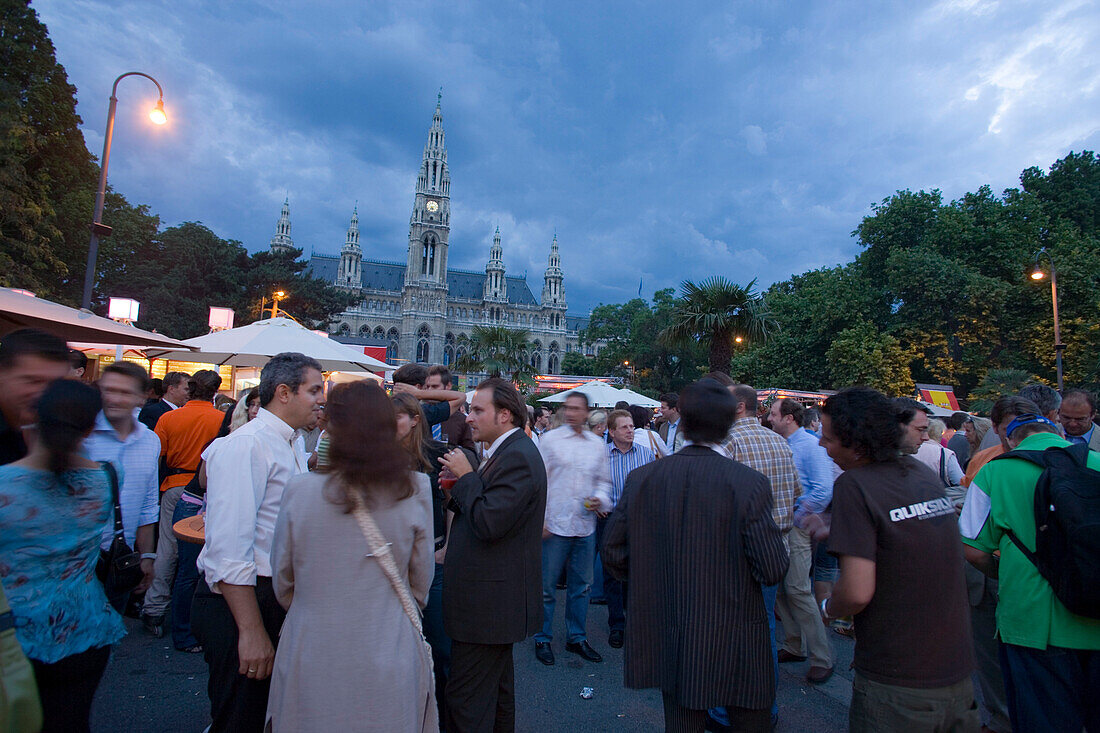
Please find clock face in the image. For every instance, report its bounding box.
[426,200,439,212]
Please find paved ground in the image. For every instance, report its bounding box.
[91,601,854,732]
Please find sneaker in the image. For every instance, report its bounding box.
[141,613,166,638]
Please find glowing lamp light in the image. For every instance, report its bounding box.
[1030,267,1046,280]
[208,306,235,331]
[149,99,167,125]
[735,336,744,343]
[108,297,140,322]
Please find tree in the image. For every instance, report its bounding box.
[239,247,356,330]
[661,277,774,374]
[455,325,536,388]
[561,351,596,375]
[0,1,98,301]
[967,368,1039,413]
[826,322,915,396]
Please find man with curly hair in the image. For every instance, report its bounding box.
[819,387,977,733]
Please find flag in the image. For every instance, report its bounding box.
[638,277,643,297]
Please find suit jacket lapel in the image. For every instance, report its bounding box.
[479,430,525,477]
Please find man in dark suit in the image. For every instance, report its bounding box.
[137,370,190,430]
[439,378,548,733]
[603,378,789,733]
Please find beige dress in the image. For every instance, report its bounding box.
[265,471,436,733]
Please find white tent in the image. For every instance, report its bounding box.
[616,387,661,408]
[0,288,193,350]
[538,380,627,408]
[145,317,390,373]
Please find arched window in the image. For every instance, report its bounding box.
[373,326,385,340]
[548,354,559,374]
[359,324,371,336]
[531,351,542,372]
[338,323,351,336]
[444,333,456,366]
[421,233,438,276]
[387,328,400,361]
[416,324,431,363]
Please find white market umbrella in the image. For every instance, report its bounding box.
[539,379,627,408]
[145,317,390,373]
[616,388,660,408]
[0,288,193,350]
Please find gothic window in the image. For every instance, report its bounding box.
[456,346,468,363]
[373,326,385,340]
[421,233,438,276]
[338,323,351,336]
[531,352,542,372]
[387,328,400,361]
[359,325,371,336]
[548,354,559,374]
[416,324,431,363]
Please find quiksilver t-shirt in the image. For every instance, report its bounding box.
[829,456,973,688]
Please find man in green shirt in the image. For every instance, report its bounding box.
[960,414,1100,732]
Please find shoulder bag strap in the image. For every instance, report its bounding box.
[938,449,949,487]
[99,461,125,536]
[349,493,423,636]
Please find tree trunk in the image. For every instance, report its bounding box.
[709,331,733,374]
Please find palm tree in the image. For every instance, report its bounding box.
[455,325,537,389]
[661,277,774,374]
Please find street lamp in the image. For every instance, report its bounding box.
[81,72,168,310]
[208,307,235,332]
[1030,247,1064,393]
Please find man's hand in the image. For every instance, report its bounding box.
[392,382,415,396]
[238,625,275,680]
[439,448,473,478]
[136,558,155,593]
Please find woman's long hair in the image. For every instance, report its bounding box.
[37,379,101,474]
[391,392,432,473]
[324,381,413,509]
[229,389,257,433]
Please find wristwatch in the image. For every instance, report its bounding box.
[140,553,157,561]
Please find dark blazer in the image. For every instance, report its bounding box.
[443,429,547,644]
[138,399,173,431]
[602,445,789,711]
[440,408,476,451]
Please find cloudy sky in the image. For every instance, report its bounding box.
[36,0,1100,314]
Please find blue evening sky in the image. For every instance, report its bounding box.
[36,0,1100,315]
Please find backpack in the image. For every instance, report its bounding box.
[994,443,1100,619]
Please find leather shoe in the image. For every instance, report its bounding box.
[565,640,603,663]
[806,665,834,684]
[777,649,806,663]
[535,642,555,666]
[608,629,624,648]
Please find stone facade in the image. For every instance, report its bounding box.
[272,97,588,374]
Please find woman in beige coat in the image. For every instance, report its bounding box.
[266,381,437,732]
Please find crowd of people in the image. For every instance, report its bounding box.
[0,324,1098,733]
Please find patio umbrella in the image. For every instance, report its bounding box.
[539,379,627,408]
[144,317,390,373]
[0,288,193,350]
[616,387,661,408]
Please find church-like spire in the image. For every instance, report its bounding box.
[406,93,451,286]
[336,205,362,289]
[542,233,565,312]
[269,196,294,254]
[484,226,507,302]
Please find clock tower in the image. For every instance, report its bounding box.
[402,93,450,361]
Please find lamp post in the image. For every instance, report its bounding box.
[1030,247,1064,393]
[81,72,168,310]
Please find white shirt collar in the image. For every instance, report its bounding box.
[163,398,180,409]
[254,406,297,442]
[484,427,521,460]
[683,439,730,457]
[93,410,142,440]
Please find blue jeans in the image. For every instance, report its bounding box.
[170,497,202,649]
[423,562,451,727]
[535,533,595,644]
[710,583,779,726]
[999,643,1099,732]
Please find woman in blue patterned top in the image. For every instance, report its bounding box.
[0,379,126,733]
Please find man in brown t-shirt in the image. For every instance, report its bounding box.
[818,387,977,733]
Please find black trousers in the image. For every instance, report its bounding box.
[190,577,286,733]
[32,644,111,733]
[661,693,771,733]
[446,640,515,733]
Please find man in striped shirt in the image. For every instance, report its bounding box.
[600,409,655,649]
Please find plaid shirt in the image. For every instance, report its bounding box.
[721,416,801,532]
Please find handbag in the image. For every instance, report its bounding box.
[0,583,42,733]
[95,462,144,611]
[938,449,967,508]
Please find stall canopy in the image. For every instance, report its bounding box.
[0,288,193,350]
[145,317,390,373]
[539,379,630,408]
[615,388,661,408]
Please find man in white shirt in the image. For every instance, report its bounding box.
[191,352,324,733]
[534,392,612,666]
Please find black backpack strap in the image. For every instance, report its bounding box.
[99,460,125,537]
[1004,528,1039,567]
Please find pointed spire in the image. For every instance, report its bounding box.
[345,205,360,247]
[270,196,294,253]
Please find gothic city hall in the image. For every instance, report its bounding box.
[267,98,588,374]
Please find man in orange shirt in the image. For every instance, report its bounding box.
[142,370,225,642]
